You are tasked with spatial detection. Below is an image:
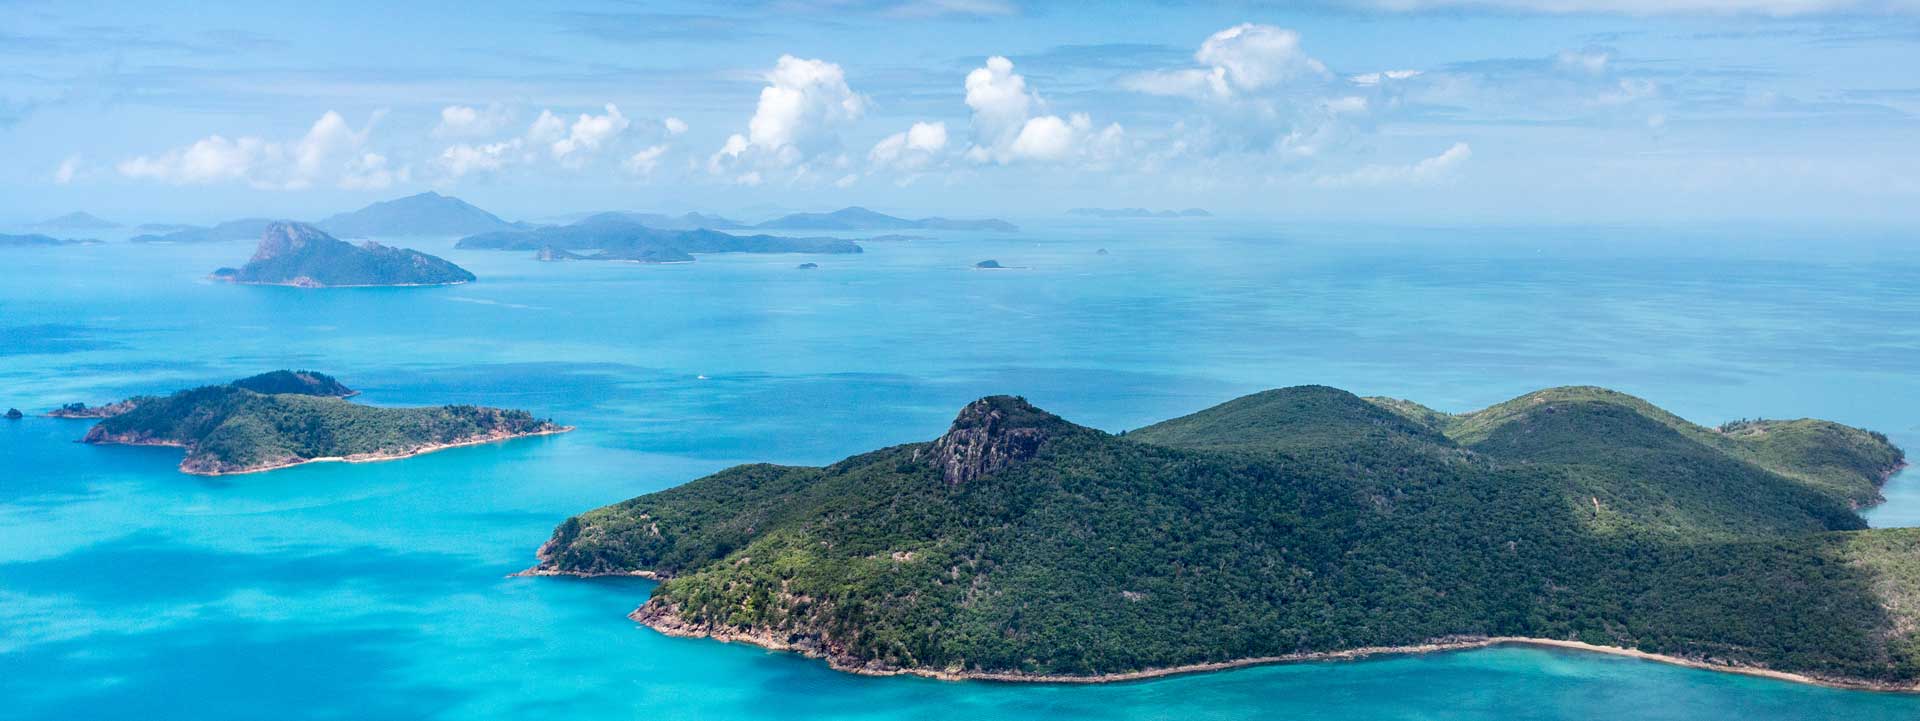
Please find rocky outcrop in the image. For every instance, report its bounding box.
[4,408,22,420]
[915,395,1059,485]
[215,221,475,287]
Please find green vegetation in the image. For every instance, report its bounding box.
[534,385,1915,686]
[84,371,565,474]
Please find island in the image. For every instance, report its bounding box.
[1068,207,1211,219]
[130,218,274,244]
[81,370,568,475]
[0,233,102,247]
[314,191,523,238]
[4,408,21,420]
[213,222,476,287]
[49,371,355,420]
[30,211,121,230]
[458,215,860,264]
[973,259,1004,269]
[755,207,1017,232]
[526,386,1918,690]
[796,262,818,270]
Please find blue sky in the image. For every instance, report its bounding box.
[3,0,1918,224]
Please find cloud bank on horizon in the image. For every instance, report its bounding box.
[2,0,1917,221]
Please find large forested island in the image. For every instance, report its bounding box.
[81,370,568,474]
[529,385,1918,689]
[212,222,475,287]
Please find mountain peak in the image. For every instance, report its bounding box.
[918,395,1063,485]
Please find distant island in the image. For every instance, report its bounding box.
[4,408,21,420]
[30,211,121,230]
[554,211,749,231]
[756,207,1017,232]
[973,259,1004,269]
[459,214,862,263]
[212,222,475,287]
[80,370,568,475]
[1068,207,1211,219]
[0,233,102,247]
[131,218,274,244]
[527,386,1917,690]
[313,191,523,238]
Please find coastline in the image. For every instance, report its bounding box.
[90,425,572,475]
[623,601,1920,692]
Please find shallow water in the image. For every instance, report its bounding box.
[2,220,1917,719]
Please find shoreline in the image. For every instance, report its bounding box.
[91,425,573,476]
[622,601,1920,692]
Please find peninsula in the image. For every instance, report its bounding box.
[528,386,1917,690]
[212,222,476,287]
[81,370,568,475]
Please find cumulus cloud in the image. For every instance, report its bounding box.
[437,103,644,178]
[119,111,400,190]
[1124,24,1329,100]
[711,55,866,179]
[963,56,1123,165]
[1315,142,1472,187]
[434,104,513,138]
[664,117,688,136]
[551,104,631,164]
[869,121,948,172]
[624,145,669,175]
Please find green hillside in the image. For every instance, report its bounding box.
[84,372,566,474]
[532,386,1913,686]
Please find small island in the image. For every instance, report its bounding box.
[213,222,476,287]
[973,259,1003,269]
[528,386,1917,690]
[0,233,103,247]
[4,408,21,420]
[755,207,1017,232]
[796,262,819,270]
[459,215,861,263]
[81,370,568,475]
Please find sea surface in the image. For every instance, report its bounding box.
[2,219,1918,720]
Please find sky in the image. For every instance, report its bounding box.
[2,0,1918,225]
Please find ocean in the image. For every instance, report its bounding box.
[2,219,1917,719]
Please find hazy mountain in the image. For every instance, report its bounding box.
[31,211,120,230]
[313,191,520,238]
[129,218,275,244]
[756,206,1017,232]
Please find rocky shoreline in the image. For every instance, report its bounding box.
[617,599,1920,692]
[86,425,572,475]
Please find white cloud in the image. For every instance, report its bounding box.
[1315,142,1472,188]
[1350,70,1423,86]
[870,121,949,172]
[963,56,1122,165]
[52,155,80,185]
[712,55,866,176]
[118,111,398,190]
[624,145,669,175]
[1125,24,1328,100]
[434,104,512,138]
[664,117,688,136]
[528,110,567,145]
[438,139,523,178]
[550,103,630,164]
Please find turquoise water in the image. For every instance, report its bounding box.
[2,220,1918,719]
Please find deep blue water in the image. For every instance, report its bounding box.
[2,219,1918,719]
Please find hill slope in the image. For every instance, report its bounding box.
[530,386,1913,687]
[315,192,520,237]
[83,371,568,474]
[213,222,475,287]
